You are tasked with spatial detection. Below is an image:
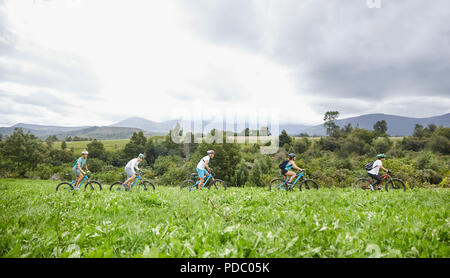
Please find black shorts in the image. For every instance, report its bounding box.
[281,169,288,176]
[368,173,382,184]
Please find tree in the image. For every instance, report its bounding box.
[234,159,249,186]
[87,139,107,161]
[1,128,48,175]
[61,140,67,150]
[373,120,388,136]
[279,130,292,147]
[324,111,340,138]
[144,138,158,165]
[341,123,353,137]
[45,135,58,148]
[413,124,425,138]
[249,160,264,187]
[164,129,183,156]
[123,131,147,159]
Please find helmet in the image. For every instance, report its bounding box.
[207,150,215,155]
[138,153,145,159]
[81,150,89,155]
[288,153,296,159]
[377,154,386,159]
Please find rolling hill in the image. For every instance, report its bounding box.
[0,123,88,138]
[54,126,147,140]
[1,113,448,139]
[110,117,179,134]
[301,113,450,136]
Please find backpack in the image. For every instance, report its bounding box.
[72,159,78,168]
[364,161,374,171]
[279,160,289,169]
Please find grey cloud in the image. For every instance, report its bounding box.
[0,89,73,115]
[179,0,450,116]
[0,3,100,96]
[180,0,261,50]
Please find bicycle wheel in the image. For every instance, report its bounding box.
[142,181,156,191]
[85,180,102,191]
[353,178,371,190]
[385,178,406,191]
[299,179,319,190]
[269,178,287,191]
[180,179,196,190]
[110,181,127,191]
[56,182,74,191]
[210,179,227,190]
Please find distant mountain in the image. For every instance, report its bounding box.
[55,126,146,140]
[110,117,179,134]
[0,123,88,138]
[1,113,448,139]
[302,113,450,136]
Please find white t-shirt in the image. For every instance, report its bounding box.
[197,155,210,170]
[125,158,140,171]
[368,159,382,175]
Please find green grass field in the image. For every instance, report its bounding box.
[0,179,448,258]
[56,139,130,153]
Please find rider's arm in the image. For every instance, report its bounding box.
[134,159,141,172]
[292,162,304,172]
[77,162,85,175]
[381,165,388,172]
[204,160,210,172]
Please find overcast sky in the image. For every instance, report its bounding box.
[0,0,449,127]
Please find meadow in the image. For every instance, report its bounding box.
[1,179,448,258]
[55,139,131,154]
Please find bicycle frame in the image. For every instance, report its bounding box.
[126,174,145,190]
[190,173,213,190]
[369,172,391,188]
[278,172,304,190]
[71,174,88,189]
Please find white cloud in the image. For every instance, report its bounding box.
[0,0,448,127]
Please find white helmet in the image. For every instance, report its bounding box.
[82,150,89,155]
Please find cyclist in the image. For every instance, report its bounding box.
[196,150,214,190]
[73,150,89,190]
[367,154,389,190]
[281,153,305,186]
[123,154,145,190]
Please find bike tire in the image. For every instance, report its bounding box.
[299,179,319,190]
[385,178,406,191]
[56,182,74,191]
[180,179,196,190]
[210,179,227,190]
[269,178,287,191]
[85,180,102,191]
[353,178,371,190]
[110,181,127,191]
[142,181,156,191]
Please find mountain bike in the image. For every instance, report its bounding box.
[180,169,227,190]
[269,170,319,191]
[110,170,155,191]
[353,170,405,191]
[56,171,102,191]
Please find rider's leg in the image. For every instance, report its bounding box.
[368,174,382,189]
[123,167,136,189]
[124,174,136,188]
[198,177,205,189]
[74,173,83,188]
[286,171,296,183]
[197,169,207,189]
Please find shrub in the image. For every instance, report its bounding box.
[373,137,393,154]
[428,135,450,155]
